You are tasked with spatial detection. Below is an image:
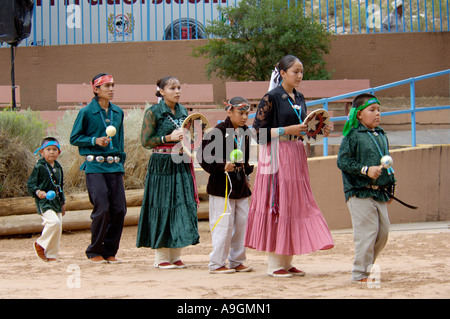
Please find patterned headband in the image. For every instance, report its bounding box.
[224,101,250,111]
[34,141,61,155]
[91,74,114,90]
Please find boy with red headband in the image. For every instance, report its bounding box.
[28,137,65,262]
[70,73,127,264]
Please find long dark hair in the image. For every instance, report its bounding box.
[275,55,301,83]
[156,76,179,98]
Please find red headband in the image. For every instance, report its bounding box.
[91,74,114,90]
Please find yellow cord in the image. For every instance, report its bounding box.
[211,173,229,232]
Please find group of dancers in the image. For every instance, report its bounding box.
[27,55,396,283]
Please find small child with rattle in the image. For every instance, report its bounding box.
[28,137,65,262]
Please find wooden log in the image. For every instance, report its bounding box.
[0,207,141,236]
[0,187,207,217]
[0,189,145,217]
[0,200,209,236]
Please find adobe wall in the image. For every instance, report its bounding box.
[326,32,450,97]
[0,32,449,110]
[307,144,450,229]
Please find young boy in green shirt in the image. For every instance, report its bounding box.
[337,93,396,283]
[28,137,65,262]
[70,73,127,264]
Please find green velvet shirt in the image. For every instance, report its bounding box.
[70,98,126,174]
[337,123,396,202]
[141,99,189,149]
[27,158,65,214]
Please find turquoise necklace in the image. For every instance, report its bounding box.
[367,131,394,174]
[234,135,243,151]
[287,98,303,124]
[100,109,114,149]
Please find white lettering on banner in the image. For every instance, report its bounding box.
[36,0,227,6]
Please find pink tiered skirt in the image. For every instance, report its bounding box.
[244,140,334,256]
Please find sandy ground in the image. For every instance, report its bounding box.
[0,221,449,301]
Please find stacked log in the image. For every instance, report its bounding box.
[0,188,209,236]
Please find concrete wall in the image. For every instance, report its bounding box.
[0,32,449,110]
[307,144,450,229]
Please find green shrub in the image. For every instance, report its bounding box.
[0,109,49,198]
[0,108,48,153]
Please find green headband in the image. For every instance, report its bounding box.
[342,98,380,136]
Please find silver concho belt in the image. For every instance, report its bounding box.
[86,155,120,164]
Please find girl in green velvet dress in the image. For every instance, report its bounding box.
[136,76,199,269]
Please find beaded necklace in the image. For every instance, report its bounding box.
[44,163,62,195]
[166,114,186,129]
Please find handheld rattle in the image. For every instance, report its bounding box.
[46,190,56,200]
[230,149,243,163]
[380,155,394,174]
[106,125,116,137]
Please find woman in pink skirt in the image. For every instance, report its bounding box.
[244,55,334,277]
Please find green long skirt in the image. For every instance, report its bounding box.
[136,153,199,248]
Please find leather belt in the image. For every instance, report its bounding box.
[152,147,183,155]
[364,184,418,209]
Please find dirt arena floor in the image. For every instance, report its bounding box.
[0,220,449,304]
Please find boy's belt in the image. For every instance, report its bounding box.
[86,155,121,163]
[365,185,418,209]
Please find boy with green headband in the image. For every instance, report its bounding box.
[337,93,396,284]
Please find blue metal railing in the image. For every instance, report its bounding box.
[247,69,450,156]
[2,0,449,48]
[307,69,450,156]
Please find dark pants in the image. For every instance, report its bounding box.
[85,173,127,259]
